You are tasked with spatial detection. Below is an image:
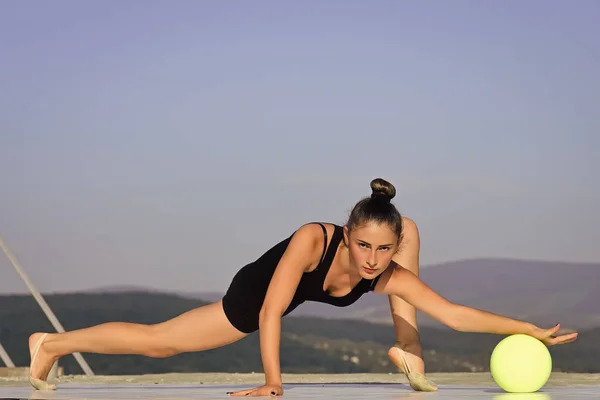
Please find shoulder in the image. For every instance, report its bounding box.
[372,218,421,294]
[399,216,420,249]
[394,216,420,253]
[287,222,331,267]
[389,216,421,275]
[292,222,328,243]
[401,216,419,238]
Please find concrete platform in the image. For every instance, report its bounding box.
[1,373,599,399]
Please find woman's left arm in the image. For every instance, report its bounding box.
[377,265,578,345]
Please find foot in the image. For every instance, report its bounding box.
[388,345,438,392]
[28,332,58,390]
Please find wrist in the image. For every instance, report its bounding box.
[525,322,540,336]
[265,376,282,387]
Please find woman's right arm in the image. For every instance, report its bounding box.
[258,224,322,387]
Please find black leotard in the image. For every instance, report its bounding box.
[221,223,382,333]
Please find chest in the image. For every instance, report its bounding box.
[294,269,372,307]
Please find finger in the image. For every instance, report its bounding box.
[546,333,578,346]
[227,389,254,396]
[556,333,579,344]
[540,324,562,340]
[246,389,270,397]
[558,337,578,345]
[555,333,578,342]
[545,323,561,336]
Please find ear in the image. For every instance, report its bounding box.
[397,231,404,247]
[343,225,349,247]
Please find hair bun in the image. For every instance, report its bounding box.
[370,178,396,202]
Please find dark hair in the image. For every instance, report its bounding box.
[346,178,403,238]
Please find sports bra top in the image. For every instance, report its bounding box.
[290,223,381,307]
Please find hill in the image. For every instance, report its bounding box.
[0,290,597,376]
[191,258,600,331]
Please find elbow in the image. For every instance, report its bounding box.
[258,307,270,323]
[259,305,283,325]
[447,321,465,332]
[445,305,468,332]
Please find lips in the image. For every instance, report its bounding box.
[363,266,377,274]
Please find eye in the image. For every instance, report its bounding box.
[379,246,391,251]
[358,242,369,248]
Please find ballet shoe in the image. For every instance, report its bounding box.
[391,345,438,392]
[29,333,57,390]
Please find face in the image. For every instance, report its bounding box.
[343,221,400,278]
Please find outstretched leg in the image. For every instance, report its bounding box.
[29,300,247,389]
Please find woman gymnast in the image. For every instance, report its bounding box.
[28,178,578,396]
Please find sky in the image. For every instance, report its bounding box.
[1,0,598,295]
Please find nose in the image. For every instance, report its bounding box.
[367,251,377,267]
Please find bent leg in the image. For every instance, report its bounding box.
[29,300,247,382]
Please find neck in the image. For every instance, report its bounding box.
[338,245,362,282]
[338,245,351,272]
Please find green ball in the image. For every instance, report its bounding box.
[490,334,552,393]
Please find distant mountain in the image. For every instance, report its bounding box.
[190,258,600,331]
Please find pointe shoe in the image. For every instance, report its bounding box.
[29,333,57,390]
[391,346,438,392]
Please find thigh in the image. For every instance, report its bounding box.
[152,300,249,352]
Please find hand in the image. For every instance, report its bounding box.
[531,323,578,346]
[227,384,283,397]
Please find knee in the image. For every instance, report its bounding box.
[142,325,179,358]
